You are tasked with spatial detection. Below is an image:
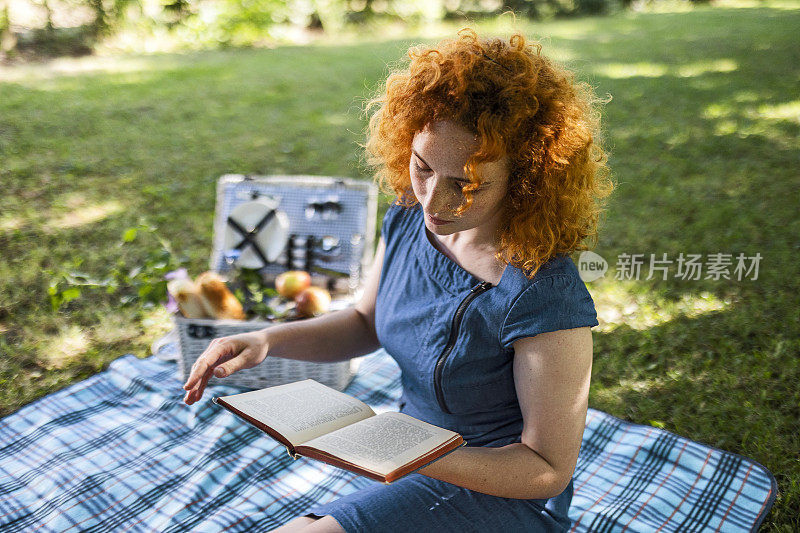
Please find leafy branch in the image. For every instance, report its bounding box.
[48,223,187,311]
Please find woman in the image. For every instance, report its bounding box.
[183,29,613,533]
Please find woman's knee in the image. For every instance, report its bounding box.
[269,515,345,533]
[302,515,346,533]
[269,516,316,532]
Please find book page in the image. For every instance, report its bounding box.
[302,412,458,476]
[218,379,375,446]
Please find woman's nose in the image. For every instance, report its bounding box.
[425,177,455,215]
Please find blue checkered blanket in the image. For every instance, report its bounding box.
[0,349,776,532]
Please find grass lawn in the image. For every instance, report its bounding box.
[1,1,798,529]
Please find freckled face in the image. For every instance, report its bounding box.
[410,121,510,238]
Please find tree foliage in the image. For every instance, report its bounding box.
[4,0,627,56]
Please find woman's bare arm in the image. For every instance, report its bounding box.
[417,326,593,499]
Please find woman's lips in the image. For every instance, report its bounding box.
[427,214,452,225]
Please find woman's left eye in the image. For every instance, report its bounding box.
[413,161,431,173]
[455,182,481,192]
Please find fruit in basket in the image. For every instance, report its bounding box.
[275,270,312,300]
[196,271,246,320]
[294,286,331,317]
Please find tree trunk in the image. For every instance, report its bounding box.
[42,0,55,32]
[89,0,108,36]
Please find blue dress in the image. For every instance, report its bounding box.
[307,203,599,532]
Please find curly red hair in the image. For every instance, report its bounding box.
[365,28,613,278]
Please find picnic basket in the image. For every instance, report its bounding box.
[174,174,378,391]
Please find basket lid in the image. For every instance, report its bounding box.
[210,175,378,284]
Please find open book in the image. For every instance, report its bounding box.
[212,379,465,483]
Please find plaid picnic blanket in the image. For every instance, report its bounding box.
[0,349,776,532]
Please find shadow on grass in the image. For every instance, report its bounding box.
[590,305,800,528]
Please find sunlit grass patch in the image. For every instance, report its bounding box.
[756,101,800,123]
[590,58,738,79]
[704,99,800,124]
[0,55,183,83]
[591,61,669,78]
[37,325,91,370]
[93,314,143,345]
[591,280,731,332]
[47,200,124,230]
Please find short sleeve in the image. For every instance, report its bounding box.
[379,202,414,244]
[500,274,599,349]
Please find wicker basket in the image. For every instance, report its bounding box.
[172,174,376,391]
[174,317,356,391]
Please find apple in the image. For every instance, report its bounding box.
[295,287,331,317]
[275,270,311,300]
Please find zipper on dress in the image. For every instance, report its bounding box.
[433,281,494,414]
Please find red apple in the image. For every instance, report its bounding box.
[295,287,331,317]
[275,270,311,300]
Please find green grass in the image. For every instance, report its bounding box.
[1,2,799,529]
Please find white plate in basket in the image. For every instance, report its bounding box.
[223,198,290,269]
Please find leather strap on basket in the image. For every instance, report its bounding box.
[227,209,277,267]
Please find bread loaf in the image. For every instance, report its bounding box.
[196,271,246,320]
[167,278,211,319]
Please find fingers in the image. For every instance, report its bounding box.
[211,346,255,379]
[184,370,212,404]
[183,339,224,391]
[181,333,267,406]
[189,365,214,404]
[182,340,232,405]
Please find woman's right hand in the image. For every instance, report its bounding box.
[182,329,269,405]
